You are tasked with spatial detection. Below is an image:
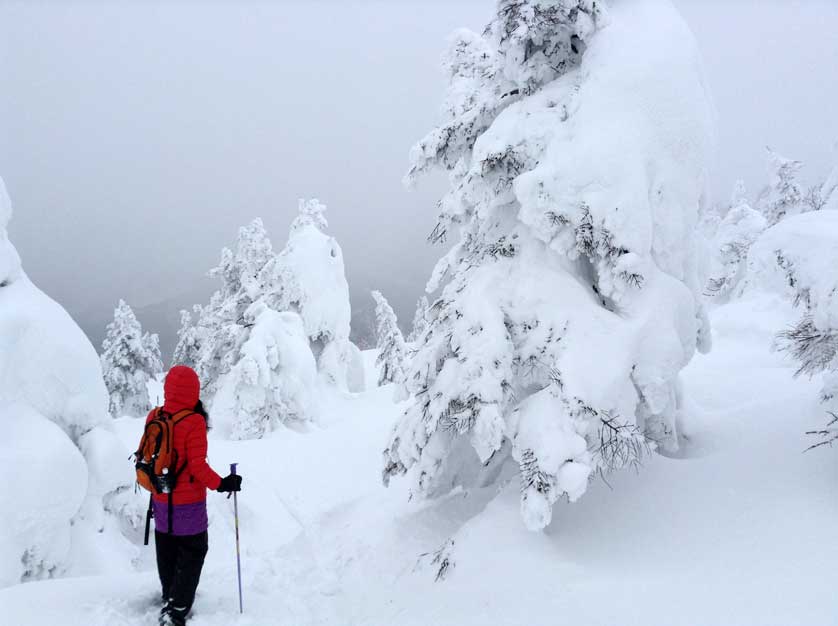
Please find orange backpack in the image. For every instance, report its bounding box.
[134,408,195,495]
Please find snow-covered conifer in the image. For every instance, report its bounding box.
[212,302,317,440]
[142,330,164,376]
[383,0,714,529]
[756,148,803,227]
[371,291,408,396]
[173,307,204,369]
[749,211,838,449]
[705,182,767,300]
[194,219,274,393]
[100,300,161,417]
[407,296,431,344]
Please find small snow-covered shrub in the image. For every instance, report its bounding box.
[101,300,163,417]
[756,148,804,227]
[383,0,714,530]
[705,182,767,301]
[748,211,838,448]
[213,303,317,439]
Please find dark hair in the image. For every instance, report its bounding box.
[194,399,210,430]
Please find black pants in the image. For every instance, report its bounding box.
[155,530,208,619]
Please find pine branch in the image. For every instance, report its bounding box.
[805,412,838,451]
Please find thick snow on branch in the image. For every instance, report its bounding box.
[748,211,838,448]
[385,0,714,530]
[705,186,767,301]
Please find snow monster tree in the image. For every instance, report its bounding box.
[0,177,136,585]
[383,0,714,530]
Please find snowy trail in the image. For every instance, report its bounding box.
[2,297,837,625]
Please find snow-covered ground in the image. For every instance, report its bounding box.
[2,293,836,626]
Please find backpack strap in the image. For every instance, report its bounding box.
[163,409,197,535]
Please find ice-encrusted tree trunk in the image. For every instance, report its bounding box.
[705,181,767,301]
[371,291,408,397]
[749,212,838,449]
[383,0,714,530]
[100,300,162,417]
[756,148,804,227]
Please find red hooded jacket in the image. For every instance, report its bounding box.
[145,366,222,506]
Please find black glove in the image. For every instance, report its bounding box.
[217,473,242,493]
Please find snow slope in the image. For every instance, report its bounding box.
[2,294,836,624]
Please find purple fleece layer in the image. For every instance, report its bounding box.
[153,499,209,536]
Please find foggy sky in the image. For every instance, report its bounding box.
[2,0,837,353]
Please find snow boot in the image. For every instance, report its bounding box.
[159,603,187,626]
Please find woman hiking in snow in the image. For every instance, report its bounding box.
[143,365,242,626]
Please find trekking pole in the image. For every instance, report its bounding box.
[231,462,244,614]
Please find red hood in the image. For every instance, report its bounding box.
[163,365,200,413]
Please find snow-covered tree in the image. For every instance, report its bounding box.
[749,211,838,449]
[407,296,431,344]
[172,307,204,369]
[143,331,164,374]
[383,0,715,530]
[186,201,361,437]
[756,148,804,227]
[371,291,408,396]
[100,300,162,417]
[261,199,363,392]
[705,182,767,300]
[194,218,274,394]
[212,302,317,440]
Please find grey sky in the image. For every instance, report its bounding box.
[2,0,837,354]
